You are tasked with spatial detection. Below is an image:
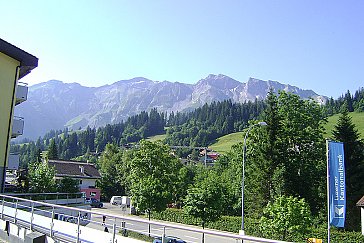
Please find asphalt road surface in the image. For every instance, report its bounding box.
[89,203,246,243]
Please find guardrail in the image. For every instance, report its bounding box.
[0,194,291,243]
[5,192,84,205]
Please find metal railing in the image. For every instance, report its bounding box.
[11,116,24,137]
[6,192,84,202]
[15,82,28,105]
[0,194,290,243]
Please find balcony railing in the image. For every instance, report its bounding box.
[11,116,24,138]
[15,82,28,105]
[7,153,20,170]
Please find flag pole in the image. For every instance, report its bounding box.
[326,139,330,243]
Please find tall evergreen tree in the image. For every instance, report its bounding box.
[246,91,326,216]
[344,90,354,112]
[47,139,58,160]
[332,110,364,230]
[262,90,284,200]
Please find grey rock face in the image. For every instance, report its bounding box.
[15,75,327,139]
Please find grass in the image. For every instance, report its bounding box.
[146,133,167,142]
[123,230,154,242]
[64,115,86,128]
[209,132,244,154]
[324,112,364,139]
[210,112,364,154]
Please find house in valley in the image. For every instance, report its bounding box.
[48,159,101,200]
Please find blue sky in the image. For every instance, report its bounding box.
[1,0,363,98]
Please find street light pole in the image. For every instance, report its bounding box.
[240,121,267,236]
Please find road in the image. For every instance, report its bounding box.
[88,203,245,243]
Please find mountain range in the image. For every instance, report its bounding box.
[15,74,327,140]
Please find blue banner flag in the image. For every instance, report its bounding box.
[328,141,346,228]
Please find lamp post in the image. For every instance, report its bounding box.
[240,121,267,236]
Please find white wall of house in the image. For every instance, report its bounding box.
[55,176,97,190]
[79,178,97,189]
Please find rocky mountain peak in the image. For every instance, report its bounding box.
[15,75,327,139]
[197,74,241,90]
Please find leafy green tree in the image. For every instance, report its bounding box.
[259,196,312,241]
[28,161,56,193]
[128,140,181,217]
[173,166,195,207]
[58,177,80,193]
[332,110,364,230]
[98,143,127,201]
[214,144,245,216]
[47,139,58,159]
[184,170,224,242]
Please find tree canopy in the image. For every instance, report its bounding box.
[97,143,127,201]
[183,170,225,226]
[128,140,182,213]
[28,161,56,193]
[259,196,312,241]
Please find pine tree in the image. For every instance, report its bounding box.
[344,90,354,112]
[47,139,58,160]
[263,90,284,200]
[332,110,364,230]
[246,91,326,216]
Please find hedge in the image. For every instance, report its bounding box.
[151,209,262,236]
[151,209,364,243]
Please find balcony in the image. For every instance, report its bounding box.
[8,153,20,170]
[11,116,24,138]
[15,82,28,105]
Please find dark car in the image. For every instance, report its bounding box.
[85,198,103,208]
[153,236,186,243]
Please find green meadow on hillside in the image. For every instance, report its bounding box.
[324,112,364,140]
[145,112,363,154]
[209,132,244,154]
[146,134,167,142]
[210,112,364,154]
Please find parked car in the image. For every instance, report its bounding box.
[153,236,186,243]
[110,196,123,205]
[85,198,103,208]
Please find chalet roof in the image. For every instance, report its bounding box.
[357,195,364,207]
[48,159,101,179]
[0,38,38,79]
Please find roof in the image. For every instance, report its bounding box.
[0,38,38,79]
[357,195,364,207]
[48,159,101,179]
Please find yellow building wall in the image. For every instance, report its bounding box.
[0,52,20,168]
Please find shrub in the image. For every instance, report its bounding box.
[151,208,364,242]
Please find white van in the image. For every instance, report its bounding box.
[110,196,122,205]
[122,196,131,207]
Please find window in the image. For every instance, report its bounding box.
[79,180,82,185]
